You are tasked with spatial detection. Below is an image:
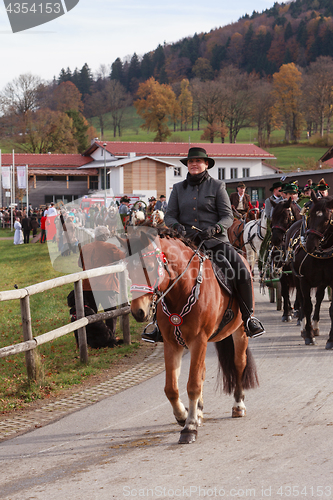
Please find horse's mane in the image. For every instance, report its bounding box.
[154,226,198,251]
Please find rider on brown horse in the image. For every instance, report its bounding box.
[142,147,265,342]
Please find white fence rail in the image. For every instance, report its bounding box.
[0,262,130,381]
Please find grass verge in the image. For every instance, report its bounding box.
[0,235,149,414]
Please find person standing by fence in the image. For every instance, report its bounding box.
[78,226,125,341]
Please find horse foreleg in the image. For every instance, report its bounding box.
[313,285,326,336]
[281,274,292,322]
[163,342,187,427]
[301,280,315,345]
[326,296,333,350]
[231,328,248,417]
[179,340,207,444]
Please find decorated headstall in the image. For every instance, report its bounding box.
[129,238,169,297]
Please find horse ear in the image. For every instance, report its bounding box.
[271,199,277,208]
[116,235,128,249]
[311,189,318,203]
[140,230,153,249]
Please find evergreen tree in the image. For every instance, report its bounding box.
[110,57,125,86]
[141,53,154,80]
[78,63,93,97]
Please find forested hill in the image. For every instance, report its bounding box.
[105,0,333,92]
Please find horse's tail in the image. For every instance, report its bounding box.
[214,336,259,394]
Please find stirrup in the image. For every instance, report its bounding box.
[141,322,163,343]
[245,316,265,338]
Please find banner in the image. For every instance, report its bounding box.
[17,166,26,189]
[1,166,11,189]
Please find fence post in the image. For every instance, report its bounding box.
[20,295,37,381]
[74,279,89,364]
[119,269,130,344]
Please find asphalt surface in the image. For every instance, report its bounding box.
[0,282,332,500]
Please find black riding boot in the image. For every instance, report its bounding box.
[142,323,163,343]
[236,280,265,338]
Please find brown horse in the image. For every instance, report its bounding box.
[228,209,260,258]
[117,226,259,444]
[227,219,246,257]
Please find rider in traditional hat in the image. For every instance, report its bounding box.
[314,178,330,198]
[142,147,265,342]
[229,182,256,217]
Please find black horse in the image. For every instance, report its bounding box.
[267,198,302,322]
[286,193,333,349]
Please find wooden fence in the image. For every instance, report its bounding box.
[0,263,130,381]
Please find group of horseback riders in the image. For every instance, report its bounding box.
[141,146,331,345]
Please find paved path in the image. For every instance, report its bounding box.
[0,282,332,500]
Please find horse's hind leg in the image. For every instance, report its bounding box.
[163,343,188,427]
[232,329,249,417]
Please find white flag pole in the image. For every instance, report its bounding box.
[12,150,15,212]
[10,165,13,231]
[26,165,29,214]
[0,149,2,210]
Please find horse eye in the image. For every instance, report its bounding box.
[316,211,323,217]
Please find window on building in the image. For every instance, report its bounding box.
[46,176,54,181]
[218,168,225,180]
[174,167,182,177]
[242,168,250,178]
[89,176,98,191]
[230,168,238,179]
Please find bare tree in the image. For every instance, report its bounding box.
[0,73,44,120]
[252,78,275,146]
[302,56,333,139]
[218,66,257,143]
[106,80,132,138]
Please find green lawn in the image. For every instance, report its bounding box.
[0,235,147,414]
[264,145,328,171]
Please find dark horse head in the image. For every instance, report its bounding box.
[306,192,333,254]
[271,198,301,247]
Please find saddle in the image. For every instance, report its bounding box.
[211,259,233,295]
[209,255,235,341]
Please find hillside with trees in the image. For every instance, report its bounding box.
[2,0,333,151]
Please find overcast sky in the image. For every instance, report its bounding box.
[0,0,278,90]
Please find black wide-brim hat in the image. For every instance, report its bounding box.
[269,181,283,191]
[180,147,215,169]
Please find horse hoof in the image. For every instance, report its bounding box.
[305,337,316,346]
[301,330,306,338]
[313,329,319,337]
[325,341,333,350]
[282,315,292,322]
[197,416,203,427]
[178,428,197,444]
[232,406,246,418]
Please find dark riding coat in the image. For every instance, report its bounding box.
[165,175,233,248]
[229,192,252,212]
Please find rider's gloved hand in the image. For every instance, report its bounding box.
[198,224,223,241]
[174,223,186,237]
